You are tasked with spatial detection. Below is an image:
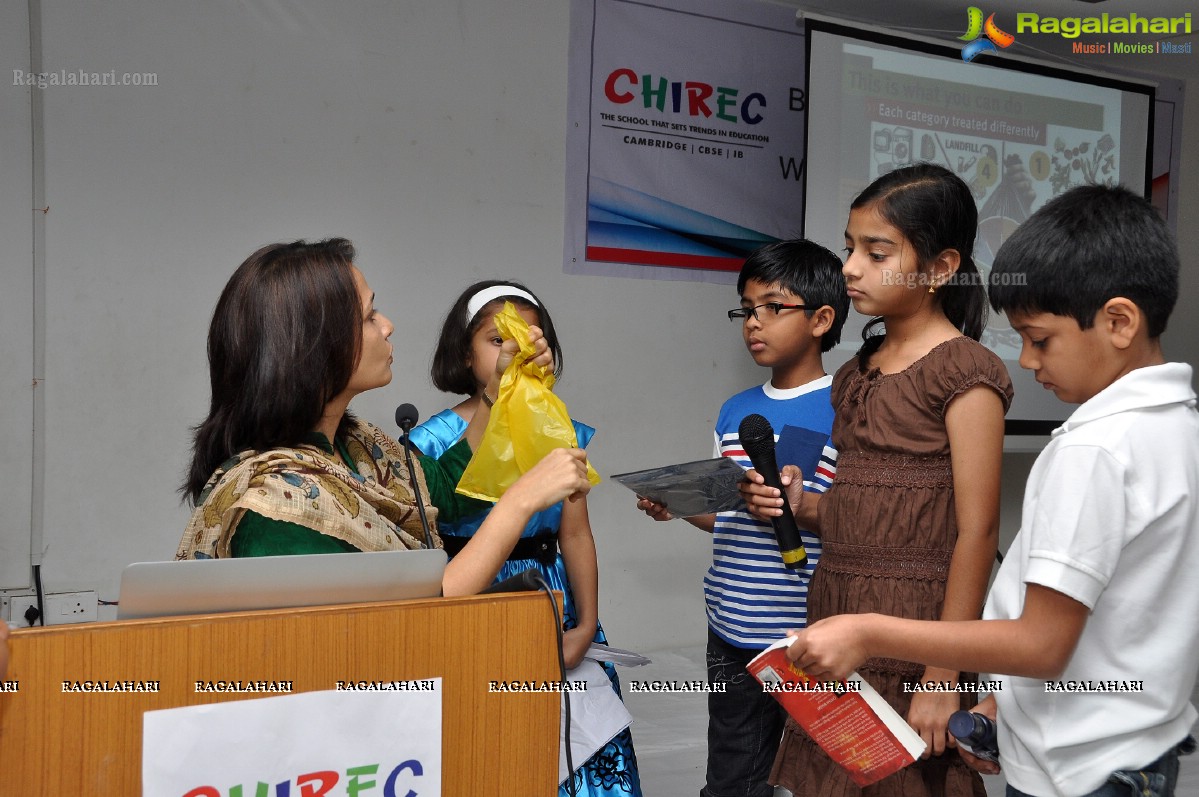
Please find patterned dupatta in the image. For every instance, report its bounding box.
[177,419,440,560]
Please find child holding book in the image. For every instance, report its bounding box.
[743,164,1012,795]
[637,239,847,797]
[778,184,1198,796]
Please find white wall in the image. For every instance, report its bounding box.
[0,3,34,589]
[2,0,1195,655]
[1,0,757,649]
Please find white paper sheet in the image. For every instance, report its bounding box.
[585,642,652,667]
[559,660,633,785]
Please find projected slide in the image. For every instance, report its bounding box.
[803,22,1152,428]
[852,45,1125,358]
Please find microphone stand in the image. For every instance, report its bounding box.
[396,406,436,551]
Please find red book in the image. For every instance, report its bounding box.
[747,637,926,786]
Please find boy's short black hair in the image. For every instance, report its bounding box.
[989,184,1179,337]
[736,239,849,352]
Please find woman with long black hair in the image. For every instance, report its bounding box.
[177,238,590,597]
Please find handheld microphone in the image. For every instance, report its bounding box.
[738,413,808,569]
[394,403,435,551]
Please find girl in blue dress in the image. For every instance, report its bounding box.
[411,280,642,797]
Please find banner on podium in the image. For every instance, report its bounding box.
[143,680,443,797]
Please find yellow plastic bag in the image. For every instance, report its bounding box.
[457,302,601,502]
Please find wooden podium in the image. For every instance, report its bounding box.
[0,592,562,796]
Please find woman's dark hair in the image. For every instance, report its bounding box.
[182,238,362,502]
[851,163,988,366]
[430,279,563,396]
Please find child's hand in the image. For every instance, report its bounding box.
[562,625,594,670]
[511,447,591,510]
[956,744,1000,775]
[738,465,804,521]
[495,324,551,377]
[783,615,870,681]
[635,496,673,521]
[955,696,1001,775]
[907,689,959,759]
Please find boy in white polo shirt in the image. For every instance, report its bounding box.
[762,184,1198,796]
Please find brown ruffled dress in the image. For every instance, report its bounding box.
[770,336,1013,797]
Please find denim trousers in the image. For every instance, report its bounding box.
[1005,736,1194,797]
[701,630,786,797]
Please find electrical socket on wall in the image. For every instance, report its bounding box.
[4,591,99,626]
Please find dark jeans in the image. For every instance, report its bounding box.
[701,630,785,797]
[1005,736,1195,797]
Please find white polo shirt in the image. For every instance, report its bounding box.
[984,363,1199,797]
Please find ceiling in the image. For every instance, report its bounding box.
[769,0,1197,80]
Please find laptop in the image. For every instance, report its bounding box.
[117,549,448,620]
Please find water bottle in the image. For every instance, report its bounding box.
[948,709,1000,762]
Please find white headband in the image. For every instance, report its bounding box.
[466,285,538,322]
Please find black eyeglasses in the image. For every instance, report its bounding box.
[727,303,811,321]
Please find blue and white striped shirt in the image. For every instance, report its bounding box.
[704,376,837,649]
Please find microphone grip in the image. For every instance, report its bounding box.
[744,445,808,570]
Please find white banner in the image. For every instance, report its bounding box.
[143,682,442,797]
[565,0,807,282]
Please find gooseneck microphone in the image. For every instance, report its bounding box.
[395,403,435,550]
[395,403,419,431]
[738,413,808,570]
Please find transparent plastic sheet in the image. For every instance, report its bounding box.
[457,302,601,502]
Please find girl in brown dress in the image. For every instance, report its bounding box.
[746,164,1012,796]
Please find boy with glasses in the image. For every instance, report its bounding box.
[637,239,848,797]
